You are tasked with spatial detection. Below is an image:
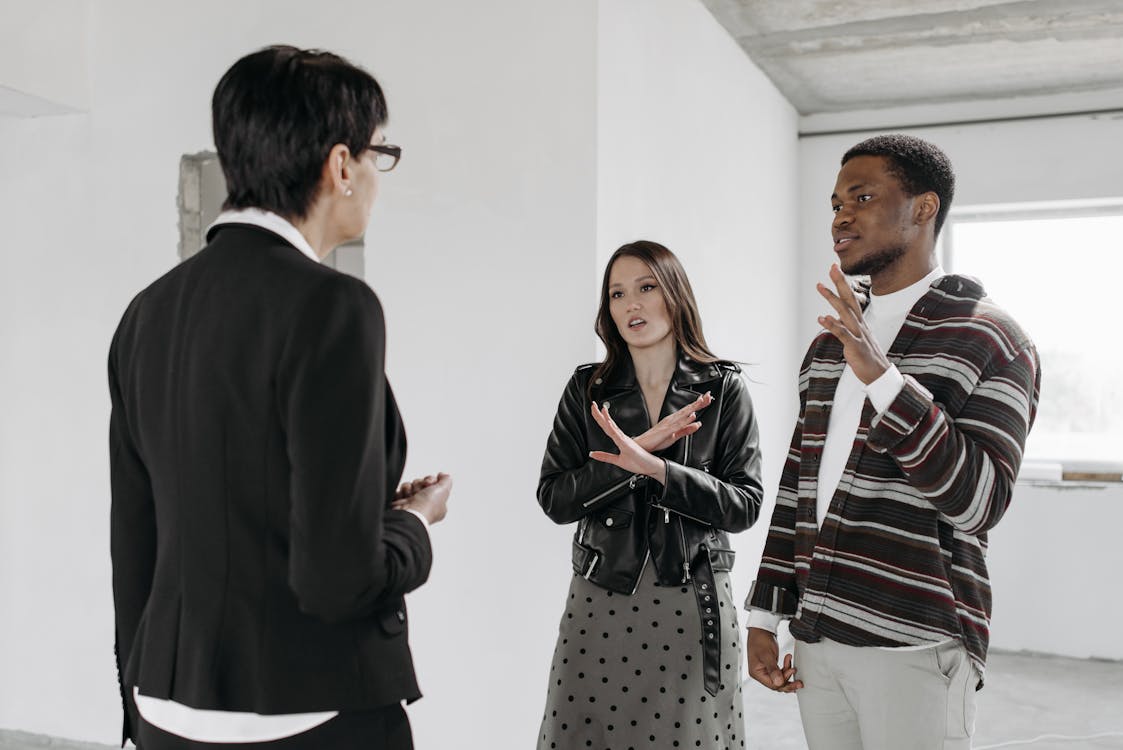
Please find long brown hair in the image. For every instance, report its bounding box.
[590,241,720,395]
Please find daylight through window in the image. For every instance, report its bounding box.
[942,201,1123,474]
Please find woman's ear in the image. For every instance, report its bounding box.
[321,143,355,198]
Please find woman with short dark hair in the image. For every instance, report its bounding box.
[536,240,765,749]
[110,45,448,750]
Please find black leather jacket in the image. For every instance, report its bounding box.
[538,354,765,595]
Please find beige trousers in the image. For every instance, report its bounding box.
[794,637,979,750]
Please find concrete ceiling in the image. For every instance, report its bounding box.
[700,0,1123,129]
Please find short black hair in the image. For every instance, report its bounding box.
[842,134,956,237]
[212,45,387,220]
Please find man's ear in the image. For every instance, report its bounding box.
[321,143,355,197]
[915,191,940,227]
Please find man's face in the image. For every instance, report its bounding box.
[830,155,922,277]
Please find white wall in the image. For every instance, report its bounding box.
[797,112,1123,659]
[0,0,599,745]
[0,0,90,114]
[0,0,807,745]
[596,0,801,595]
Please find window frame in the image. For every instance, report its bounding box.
[939,198,1123,483]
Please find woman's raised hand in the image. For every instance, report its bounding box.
[635,391,713,453]
[588,402,663,481]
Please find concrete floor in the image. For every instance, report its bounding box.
[2,650,1121,749]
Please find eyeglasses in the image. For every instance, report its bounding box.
[367,144,402,172]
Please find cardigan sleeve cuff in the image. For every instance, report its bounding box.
[744,580,799,618]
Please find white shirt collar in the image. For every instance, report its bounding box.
[867,266,945,317]
[207,208,321,264]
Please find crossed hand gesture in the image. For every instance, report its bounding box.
[587,391,713,483]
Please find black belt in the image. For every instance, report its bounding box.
[692,544,730,697]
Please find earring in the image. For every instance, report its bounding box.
[344,188,353,196]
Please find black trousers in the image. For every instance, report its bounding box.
[135,704,413,750]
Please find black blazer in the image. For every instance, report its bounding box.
[108,223,431,743]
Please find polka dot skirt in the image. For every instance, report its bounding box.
[537,564,745,749]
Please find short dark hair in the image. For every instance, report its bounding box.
[842,134,956,237]
[212,45,387,220]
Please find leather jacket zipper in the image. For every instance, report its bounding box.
[651,504,694,584]
[677,515,691,582]
[673,434,693,582]
[580,474,639,580]
[629,550,650,595]
[583,550,600,579]
[583,474,640,508]
[658,504,711,526]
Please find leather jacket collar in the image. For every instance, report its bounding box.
[598,352,725,394]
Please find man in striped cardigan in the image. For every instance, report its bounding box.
[745,134,1040,750]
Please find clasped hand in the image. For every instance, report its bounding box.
[390,473,452,525]
[586,392,713,483]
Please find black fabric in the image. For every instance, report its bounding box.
[538,355,765,596]
[110,225,431,745]
[135,704,413,750]
[691,547,722,696]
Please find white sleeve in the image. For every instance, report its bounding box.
[865,364,906,415]
[746,608,783,633]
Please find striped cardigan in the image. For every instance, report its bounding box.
[747,274,1040,676]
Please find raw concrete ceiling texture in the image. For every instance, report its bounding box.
[700,0,1123,121]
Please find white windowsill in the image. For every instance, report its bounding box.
[1017,459,1123,487]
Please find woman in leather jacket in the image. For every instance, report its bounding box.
[535,240,765,750]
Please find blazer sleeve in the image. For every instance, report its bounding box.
[653,371,765,533]
[277,275,432,624]
[537,371,637,525]
[108,312,155,746]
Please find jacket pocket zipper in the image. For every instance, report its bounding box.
[583,551,600,579]
[653,501,710,527]
[677,515,691,582]
[582,474,639,508]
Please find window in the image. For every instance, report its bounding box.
[941,200,1123,479]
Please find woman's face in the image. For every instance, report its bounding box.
[607,255,673,351]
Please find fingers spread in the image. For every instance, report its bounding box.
[672,422,702,440]
[818,315,858,343]
[830,263,861,308]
